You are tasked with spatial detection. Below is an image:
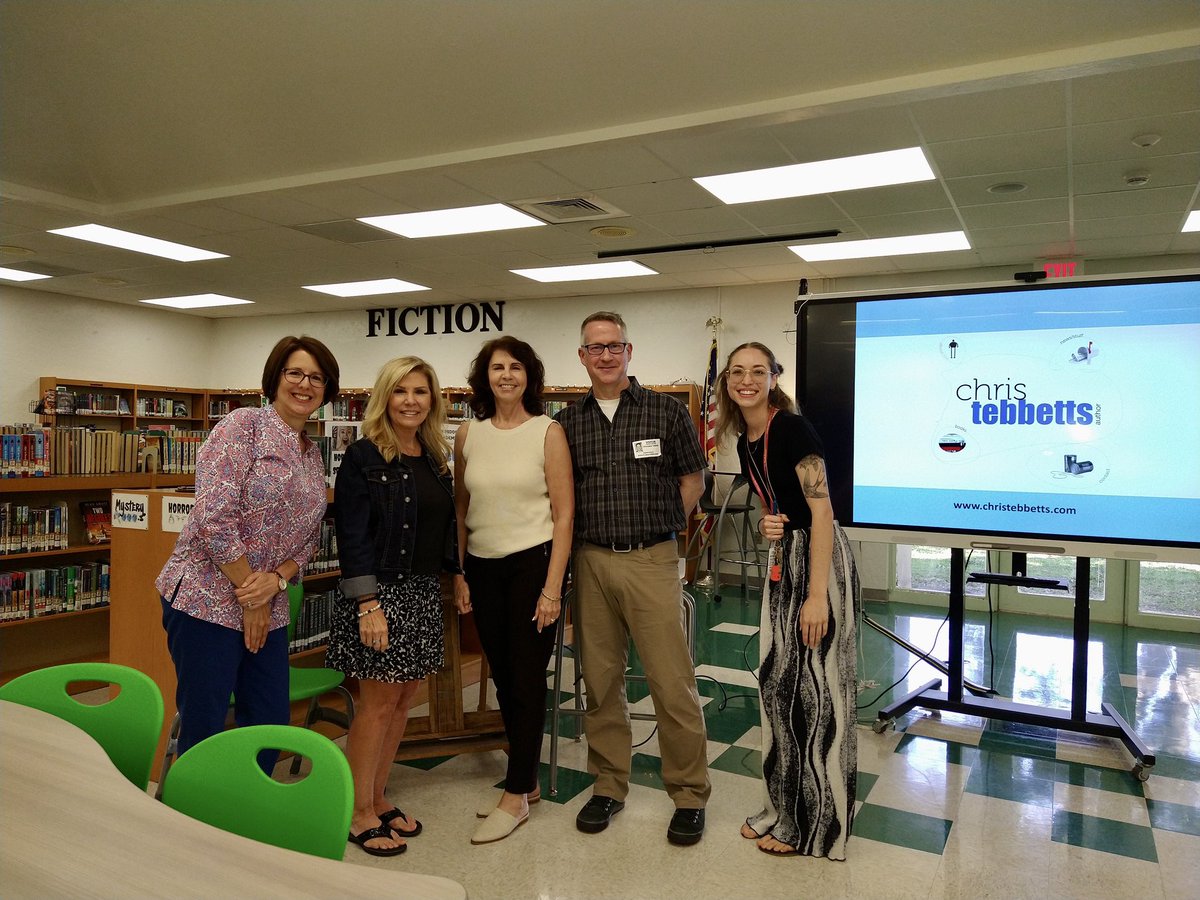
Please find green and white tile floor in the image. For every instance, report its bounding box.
[343,591,1200,899]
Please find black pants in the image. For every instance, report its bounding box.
[465,542,560,794]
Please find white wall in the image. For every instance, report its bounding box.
[1,285,214,422]
[204,282,798,397]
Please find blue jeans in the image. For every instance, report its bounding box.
[161,597,290,773]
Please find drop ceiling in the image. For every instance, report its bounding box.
[1,1,1198,317]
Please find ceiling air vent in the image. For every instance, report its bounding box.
[512,196,627,223]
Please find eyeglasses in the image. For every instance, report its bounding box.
[728,367,773,382]
[581,341,630,357]
[282,368,327,388]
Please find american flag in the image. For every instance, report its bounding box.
[701,334,718,470]
[698,334,719,541]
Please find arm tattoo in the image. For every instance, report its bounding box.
[797,454,829,499]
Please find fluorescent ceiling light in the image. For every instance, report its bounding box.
[1184,210,1200,232]
[48,224,227,261]
[790,230,970,261]
[695,147,935,205]
[0,266,51,281]
[140,293,253,310]
[510,261,657,283]
[359,204,545,238]
[303,278,429,297]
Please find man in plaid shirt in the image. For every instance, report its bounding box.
[555,311,710,846]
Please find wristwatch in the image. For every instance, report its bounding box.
[275,570,288,592]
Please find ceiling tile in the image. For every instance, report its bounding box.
[1074,185,1195,220]
[959,197,1069,229]
[929,129,1068,179]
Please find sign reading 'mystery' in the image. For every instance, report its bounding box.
[365,301,504,338]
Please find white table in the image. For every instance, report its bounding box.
[0,700,466,899]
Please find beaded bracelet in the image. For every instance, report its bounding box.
[357,604,381,618]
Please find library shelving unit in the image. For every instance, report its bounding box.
[0,471,194,687]
[39,377,208,432]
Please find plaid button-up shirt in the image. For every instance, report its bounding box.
[555,377,705,545]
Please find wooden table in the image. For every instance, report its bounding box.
[0,701,466,899]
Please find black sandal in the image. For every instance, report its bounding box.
[348,824,407,856]
[379,807,423,838]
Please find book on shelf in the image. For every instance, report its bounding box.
[79,499,112,545]
[326,422,362,486]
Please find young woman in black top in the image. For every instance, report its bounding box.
[716,341,860,860]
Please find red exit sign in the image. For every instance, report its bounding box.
[1043,260,1082,278]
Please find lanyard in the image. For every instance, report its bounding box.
[745,408,778,514]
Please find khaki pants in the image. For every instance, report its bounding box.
[573,541,711,808]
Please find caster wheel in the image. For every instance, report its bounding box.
[872,717,894,735]
[1132,762,1151,782]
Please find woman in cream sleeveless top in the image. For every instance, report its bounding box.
[452,336,574,845]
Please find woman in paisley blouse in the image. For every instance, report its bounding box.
[156,335,338,773]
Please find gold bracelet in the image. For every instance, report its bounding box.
[539,589,561,603]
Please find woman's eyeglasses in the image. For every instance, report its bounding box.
[282,368,327,387]
[727,367,772,382]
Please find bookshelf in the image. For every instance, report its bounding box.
[0,472,195,686]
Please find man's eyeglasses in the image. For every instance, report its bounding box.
[282,368,327,388]
[728,367,773,382]
[581,342,630,357]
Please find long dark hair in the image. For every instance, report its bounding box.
[466,336,545,419]
[715,341,796,446]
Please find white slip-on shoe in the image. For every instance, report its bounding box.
[475,789,541,818]
[470,807,529,845]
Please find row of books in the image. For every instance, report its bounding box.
[289,588,337,653]
[207,397,261,418]
[0,561,111,621]
[1,426,51,477]
[57,390,130,416]
[329,396,368,421]
[6,426,213,477]
[308,518,339,573]
[0,502,68,554]
[136,396,189,418]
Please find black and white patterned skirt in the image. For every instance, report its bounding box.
[325,576,445,684]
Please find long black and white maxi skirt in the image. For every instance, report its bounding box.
[746,523,860,859]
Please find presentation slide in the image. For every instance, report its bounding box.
[852,281,1200,545]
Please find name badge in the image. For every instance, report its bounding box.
[632,439,662,459]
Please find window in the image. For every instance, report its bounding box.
[1136,562,1200,619]
[894,545,988,596]
[1015,554,1105,601]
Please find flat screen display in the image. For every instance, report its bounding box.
[797,274,1200,562]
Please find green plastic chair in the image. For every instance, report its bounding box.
[161,724,353,859]
[0,661,164,791]
[155,585,354,797]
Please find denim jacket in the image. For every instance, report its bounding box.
[334,437,460,601]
